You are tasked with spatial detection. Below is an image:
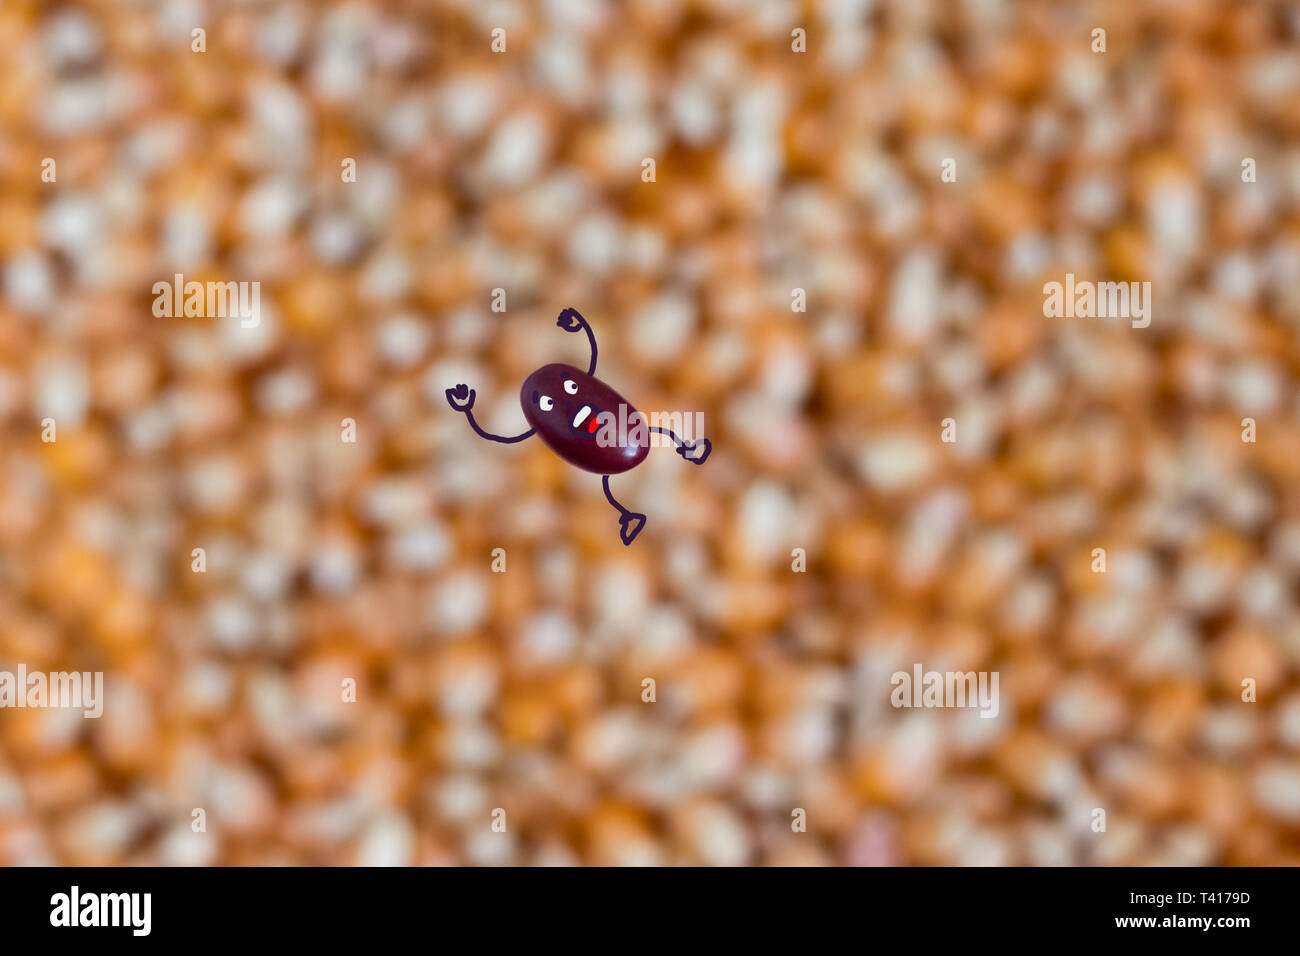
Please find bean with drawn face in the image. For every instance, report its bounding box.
[520,363,648,474]
[445,308,711,545]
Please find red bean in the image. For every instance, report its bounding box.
[520,364,649,474]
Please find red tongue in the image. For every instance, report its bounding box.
[587,416,599,433]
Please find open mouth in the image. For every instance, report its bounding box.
[570,404,600,435]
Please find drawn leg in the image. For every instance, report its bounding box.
[602,475,646,545]
[648,426,711,465]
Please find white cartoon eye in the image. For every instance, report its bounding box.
[564,380,578,395]
[539,395,554,411]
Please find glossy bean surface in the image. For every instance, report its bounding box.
[520,364,649,474]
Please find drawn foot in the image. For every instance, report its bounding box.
[618,512,647,546]
[676,438,711,465]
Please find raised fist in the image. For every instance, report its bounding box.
[556,307,585,332]
[445,383,476,412]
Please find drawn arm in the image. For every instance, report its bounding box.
[556,307,598,376]
[445,384,535,444]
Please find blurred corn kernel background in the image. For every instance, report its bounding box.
[1,0,1300,866]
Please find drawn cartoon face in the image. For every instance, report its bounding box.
[520,363,649,474]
